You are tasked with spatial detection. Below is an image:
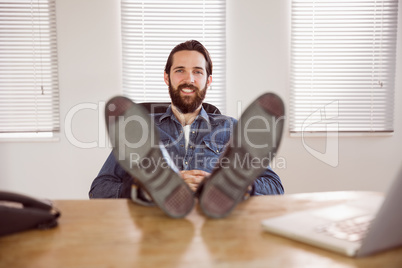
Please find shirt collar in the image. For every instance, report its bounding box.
[159,104,210,125]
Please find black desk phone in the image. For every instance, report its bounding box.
[0,191,61,236]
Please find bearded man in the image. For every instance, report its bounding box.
[89,40,284,218]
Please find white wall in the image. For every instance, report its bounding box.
[0,0,401,199]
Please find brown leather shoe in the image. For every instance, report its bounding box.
[105,96,195,218]
[198,93,285,218]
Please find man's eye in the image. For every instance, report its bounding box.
[175,69,183,73]
[195,71,203,75]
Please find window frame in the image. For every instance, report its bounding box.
[289,0,399,134]
[120,0,227,113]
[0,0,60,140]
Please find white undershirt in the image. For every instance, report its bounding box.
[183,125,191,150]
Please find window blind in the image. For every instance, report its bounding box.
[0,0,59,134]
[121,0,226,112]
[290,0,398,133]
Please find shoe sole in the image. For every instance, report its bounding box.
[105,96,195,218]
[199,92,285,218]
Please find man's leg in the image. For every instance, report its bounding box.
[197,92,285,218]
[105,96,194,218]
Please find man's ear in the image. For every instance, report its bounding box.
[207,75,212,89]
[164,72,170,86]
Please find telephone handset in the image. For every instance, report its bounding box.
[0,191,61,237]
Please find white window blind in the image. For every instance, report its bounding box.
[290,0,399,133]
[0,0,59,134]
[121,0,226,112]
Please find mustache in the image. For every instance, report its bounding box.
[177,84,199,91]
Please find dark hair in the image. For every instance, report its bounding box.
[164,40,213,77]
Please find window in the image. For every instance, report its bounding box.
[290,0,399,133]
[121,0,226,112]
[0,0,59,137]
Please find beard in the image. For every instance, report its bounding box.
[168,79,207,114]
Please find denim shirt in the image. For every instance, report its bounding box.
[89,106,284,199]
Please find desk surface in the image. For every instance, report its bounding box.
[1,191,401,268]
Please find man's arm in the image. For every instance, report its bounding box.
[89,152,132,198]
[251,166,284,195]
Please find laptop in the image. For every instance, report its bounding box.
[261,166,402,257]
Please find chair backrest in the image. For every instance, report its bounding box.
[139,102,221,115]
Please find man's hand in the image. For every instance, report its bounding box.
[180,170,210,192]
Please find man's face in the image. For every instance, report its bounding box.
[164,50,212,114]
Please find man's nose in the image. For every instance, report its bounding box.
[185,72,195,84]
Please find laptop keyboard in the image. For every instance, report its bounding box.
[315,215,374,242]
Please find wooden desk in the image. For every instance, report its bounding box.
[0,192,401,268]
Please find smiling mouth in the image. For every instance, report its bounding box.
[181,88,195,93]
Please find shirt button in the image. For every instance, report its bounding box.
[192,131,195,134]
[216,149,219,152]
[185,161,188,165]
